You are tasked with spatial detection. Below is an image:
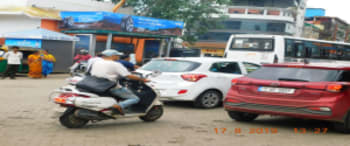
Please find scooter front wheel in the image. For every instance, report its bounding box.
[59,108,89,128]
[139,106,163,122]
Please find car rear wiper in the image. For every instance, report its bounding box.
[278,78,309,82]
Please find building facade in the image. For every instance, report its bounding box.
[188,0,308,57]
[305,16,350,42]
[0,0,133,45]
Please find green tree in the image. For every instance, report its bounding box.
[98,0,230,43]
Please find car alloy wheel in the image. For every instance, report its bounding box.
[196,90,221,109]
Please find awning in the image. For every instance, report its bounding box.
[0,28,79,41]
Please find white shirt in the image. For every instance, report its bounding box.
[4,51,23,65]
[87,57,103,72]
[90,59,130,82]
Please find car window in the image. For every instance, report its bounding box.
[247,67,340,82]
[210,62,242,74]
[338,71,350,82]
[243,62,261,73]
[141,59,201,72]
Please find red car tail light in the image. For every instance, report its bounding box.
[181,74,207,82]
[231,79,239,86]
[326,84,343,92]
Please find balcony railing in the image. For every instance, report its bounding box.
[221,6,296,22]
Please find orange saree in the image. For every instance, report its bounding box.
[28,54,42,78]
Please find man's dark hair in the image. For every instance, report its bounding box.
[12,46,19,49]
[121,54,130,60]
[44,50,49,53]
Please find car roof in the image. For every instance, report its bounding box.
[154,57,260,64]
[263,62,350,70]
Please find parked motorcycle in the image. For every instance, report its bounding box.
[49,72,163,128]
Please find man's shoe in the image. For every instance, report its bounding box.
[111,105,125,115]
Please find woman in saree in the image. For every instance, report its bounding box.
[42,50,56,78]
[28,51,42,78]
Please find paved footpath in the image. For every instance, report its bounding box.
[0,75,349,146]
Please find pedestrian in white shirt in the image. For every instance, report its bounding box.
[2,46,23,79]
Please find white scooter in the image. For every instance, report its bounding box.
[49,72,163,128]
[70,61,88,77]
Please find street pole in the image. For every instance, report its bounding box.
[106,33,113,50]
[166,38,173,57]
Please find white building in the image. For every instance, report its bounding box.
[190,0,308,57]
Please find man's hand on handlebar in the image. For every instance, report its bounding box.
[126,75,150,83]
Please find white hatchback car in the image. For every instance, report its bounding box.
[137,57,261,108]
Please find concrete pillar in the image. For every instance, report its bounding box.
[106,33,113,50]
[166,38,173,57]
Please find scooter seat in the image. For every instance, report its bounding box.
[77,87,118,98]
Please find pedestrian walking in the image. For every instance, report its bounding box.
[28,51,42,78]
[2,46,23,79]
[41,50,56,78]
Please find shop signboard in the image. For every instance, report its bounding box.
[5,39,42,48]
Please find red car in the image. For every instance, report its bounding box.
[224,62,350,133]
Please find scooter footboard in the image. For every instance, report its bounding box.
[75,97,117,111]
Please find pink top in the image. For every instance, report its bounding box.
[74,54,92,63]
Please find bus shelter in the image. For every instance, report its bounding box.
[0,28,79,73]
[59,11,184,64]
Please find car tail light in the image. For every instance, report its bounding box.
[326,84,343,92]
[231,79,239,86]
[181,74,207,82]
[178,90,188,95]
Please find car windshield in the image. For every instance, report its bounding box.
[141,59,201,72]
[231,38,274,51]
[247,67,340,82]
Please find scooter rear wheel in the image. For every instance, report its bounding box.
[139,106,163,122]
[59,108,89,128]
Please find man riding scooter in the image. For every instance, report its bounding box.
[90,49,149,115]
[70,49,91,73]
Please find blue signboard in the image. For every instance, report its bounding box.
[60,11,184,36]
[5,39,42,48]
[305,8,326,18]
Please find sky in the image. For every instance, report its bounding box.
[307,0,350,23]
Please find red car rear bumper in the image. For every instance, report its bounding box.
[224,97,349,122]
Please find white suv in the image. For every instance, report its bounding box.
[137,57,260,108]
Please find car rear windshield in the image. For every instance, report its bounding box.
[141,60,201,72]
[247,67,340,82]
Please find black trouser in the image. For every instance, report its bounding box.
[2,65,19,79]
